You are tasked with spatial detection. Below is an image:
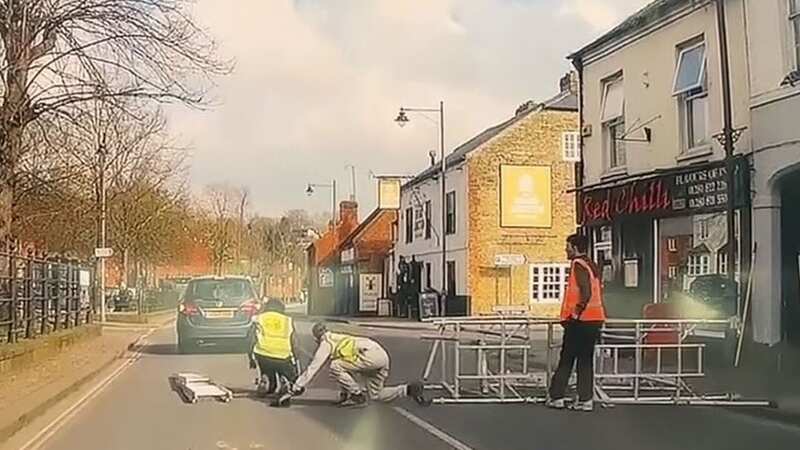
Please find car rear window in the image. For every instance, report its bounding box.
[184,279,255,305]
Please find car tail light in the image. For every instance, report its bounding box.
[239,299,260,317]
[179,301,200,316]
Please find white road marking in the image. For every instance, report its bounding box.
[18,325,162,450]
[392,406,475,450]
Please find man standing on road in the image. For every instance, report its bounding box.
[248,298,299,406]
[287,322,427,408]
[548,234,607,412]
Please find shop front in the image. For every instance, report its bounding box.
[579,158,750,320]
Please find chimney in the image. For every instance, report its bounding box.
[339,200,358,224]
[560,71,578,94]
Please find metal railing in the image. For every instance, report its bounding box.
[420,315,772,408]
[0,243,93,345]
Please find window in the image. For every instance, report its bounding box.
[668,238,677,252]
[530,263,570,303]
[791,0,800,69]
[445,191,456,235]
[698,219,710,240]
[688,254,710,276]
[673,42,706,95]
[405,207,413,243]
[562,132,580,162]
[446,261,456,296]
[668,265,678,279]
[601,75,626,170]
[718,252,728,275]
[674,40,708,151]
[424,200,432,240]
[607,117,627,168]
[594,226,613,283]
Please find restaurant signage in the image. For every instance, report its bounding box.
[580,159,748,226]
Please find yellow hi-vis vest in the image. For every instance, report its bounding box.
[253,312,294,359]
[326,333,359,363]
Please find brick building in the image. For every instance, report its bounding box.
[336,208,397,316]
[395,74,579,316]
[306,201,359,315]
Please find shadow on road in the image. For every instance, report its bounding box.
[139,343,247,355]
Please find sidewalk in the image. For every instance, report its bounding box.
[0,316,172,445]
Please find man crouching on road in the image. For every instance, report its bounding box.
[248,298,300,407]
[286,322,427,408]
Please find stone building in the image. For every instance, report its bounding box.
[394,75,579,316]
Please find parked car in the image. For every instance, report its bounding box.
[175,276,261,353]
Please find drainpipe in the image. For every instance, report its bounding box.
[571,56,586,234]
[715,0,738,289]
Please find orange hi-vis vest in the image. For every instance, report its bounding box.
[560,258,606,322]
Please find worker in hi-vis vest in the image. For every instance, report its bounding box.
[248,298,299,406]
[547,233,607,412]
[285,322,427,408]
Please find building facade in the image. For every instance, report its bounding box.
[306,201,359,316]
[571,0,800,348]
[570,0,752,319]
[338,208,397,315]
[395,76,579,316]
[746,0,800,346]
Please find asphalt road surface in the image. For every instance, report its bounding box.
[34,318,800,450]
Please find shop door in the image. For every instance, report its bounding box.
[781,172,800,346]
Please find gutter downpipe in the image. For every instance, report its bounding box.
[571,55,586,235]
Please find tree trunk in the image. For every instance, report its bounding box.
[122,248,129,289]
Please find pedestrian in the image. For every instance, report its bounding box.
[285,322,427,408]
[547,233,607,412]
[248,298,300,407]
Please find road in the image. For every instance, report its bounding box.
[27,317,800,450]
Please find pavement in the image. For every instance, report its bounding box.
[2,309,799,450]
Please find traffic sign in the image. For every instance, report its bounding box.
[494,254,527,267]
[94,247,114,258]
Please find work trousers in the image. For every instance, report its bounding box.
[255,354,297,394]
[549,321,602,402]
[329,341,407,402]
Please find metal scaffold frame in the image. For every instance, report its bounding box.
[420,315,774,408]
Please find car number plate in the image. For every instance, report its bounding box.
[205,310,234,319]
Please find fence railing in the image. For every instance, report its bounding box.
[0,244,93,345]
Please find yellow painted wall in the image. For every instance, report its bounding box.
[467,108,578,316]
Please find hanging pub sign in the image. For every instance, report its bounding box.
[579,158,749,226]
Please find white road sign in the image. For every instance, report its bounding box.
[94,247,114,258]
[494,254,527,267]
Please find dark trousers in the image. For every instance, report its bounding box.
[549,321,602,402]
[255,354,297,393]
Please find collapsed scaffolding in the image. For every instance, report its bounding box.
[421,315,773,407]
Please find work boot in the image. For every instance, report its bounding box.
[407,382,430,406]
[546,398,566,409]
[338,393,367,408]
[571,400,594,412]
[271,391,292,408]
[333,391,350,406]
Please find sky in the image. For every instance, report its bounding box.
[167,0,650,218]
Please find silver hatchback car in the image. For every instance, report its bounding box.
[176,276,261,353]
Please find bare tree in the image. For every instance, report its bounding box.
[200,184,246,276]
[0,0,231,238]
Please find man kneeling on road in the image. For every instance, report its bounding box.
[248,298,300,406]
[286,322,427,408]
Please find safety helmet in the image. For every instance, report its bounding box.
[264,298,286,314]
[311,322,328,342]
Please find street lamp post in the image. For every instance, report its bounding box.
[97,143,107,323]
[306,180,337,225]
[396,101,447,315]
